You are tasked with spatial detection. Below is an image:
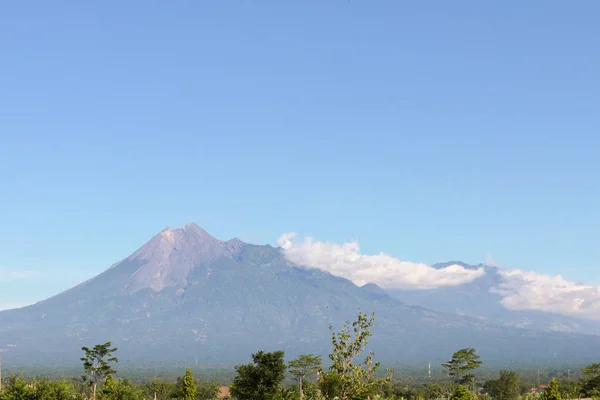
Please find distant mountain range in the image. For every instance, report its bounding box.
[1,223,600,368]
[388,261,600,335]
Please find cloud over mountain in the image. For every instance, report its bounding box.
[277,233,600,321]
[277,233,485,289]
[492,269,600,320]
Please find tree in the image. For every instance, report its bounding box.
[145,378,170,400]
[197,380,220,400]
[484,370,521,400]
[99,374,117,399]
[98,375,141,400]
[0,374,33,400]
[581,363,600,398]
[35,378,76,400]
[318,371,343,400]
[442,348,482,387]
[542,379,562,400]
[557,379,580,400]
[425,383,444,400]
[450,385,477,400]
[80,342,118,400]
[288,354,322,400]
[319,310,393,400]
[181,368,197,400]
[230,350,287,400]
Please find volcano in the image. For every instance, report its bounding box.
[1,223,599,368]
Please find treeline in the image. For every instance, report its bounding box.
[1,311,599,400]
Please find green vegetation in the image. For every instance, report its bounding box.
[319,310,393,400]
[450,384,478,400]
[288,354,322,400]
[1,310,600,400]
[442,348,483,387]
[182,368,198,400]
[483,370,521,400]
[81,341,119,399]
[230,350,287,400]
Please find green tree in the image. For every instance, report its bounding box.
[98,376,142,400]
[0,374,33,400]
[542,379,562,400]
[557,379,580,400]
[301,381,320,400]
[318,371,342,400]
[197,380,220,400]
[181,368,197,400]
[424,383,444,400]
[230,350,287,400]
[80,342,118,400]
[442,348,482,387]
[116,378,143,400]
[288,354,322,400]
[34,379,76,400]
[319,310,392,400]
[484,370,521,400]
[145,378,169,400]
[100,374,117,398]
[450,385,477,400]
[581,363,600,398]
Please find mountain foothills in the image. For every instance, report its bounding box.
[1,223,600,368]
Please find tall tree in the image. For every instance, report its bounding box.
[442,348,482,387]
[181,368,197,400]
[230,350,287,400]
[319,310,392,400]
[80,342,118,400]
[542,378,562,400]
[288,354,322,400]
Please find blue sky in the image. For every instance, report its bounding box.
[1,1,599,308]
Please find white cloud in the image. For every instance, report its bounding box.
[491,269,600,320]
[0,267,39,282]
[277,233,600,320]
[277,233,485,289]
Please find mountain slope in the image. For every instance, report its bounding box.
[387,262,600,334]
[2,224,600,368]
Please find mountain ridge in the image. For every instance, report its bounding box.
[388,263,600,335]
[2,223,600,368]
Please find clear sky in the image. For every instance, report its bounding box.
[1,1,599,309]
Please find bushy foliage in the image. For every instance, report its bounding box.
[424,383,444,400]
[483,370,520,400]
[449,384,477,400]
[319,310,393,400]
[98,375,143,400]
[541,379,562,400]
[0,374,82,400]
[582,363,600,398]
[230,350,287,400]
